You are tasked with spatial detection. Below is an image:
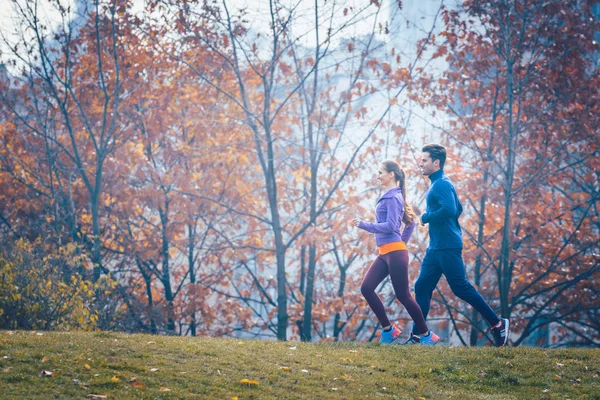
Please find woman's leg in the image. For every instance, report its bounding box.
[385,251,429,334]
[360,256,391,327]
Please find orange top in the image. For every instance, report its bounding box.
[378,241,407,255]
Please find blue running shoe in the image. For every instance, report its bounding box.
[491,318,510,347]
[380,325,402,344]
[420,331,440,346]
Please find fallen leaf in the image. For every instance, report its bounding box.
[87,395,108,399]
[150,368,159,372]
[301,369,309,373]
[289,346,297,350]
[84,364,91,370]
[131,381,145,389]
[280,367,291,371]
[41,356,50,362]
[129,377,138,382]
[555,363,564,367]
[111,376,120,383]
[159,387,171,392]
[147,341,156,344]
[232,397,239,400]
[240,379,250,384]
[554,375,561,380]
[41,370,55,377]
[36,332,44,336]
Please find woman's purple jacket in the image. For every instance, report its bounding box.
[358,187,416,247]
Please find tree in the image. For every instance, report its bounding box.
[412,0,600,345]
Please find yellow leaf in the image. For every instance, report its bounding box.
[42,356,50,362]
[240,379,250,384]
[84,364,91,370]
[159,387,171,392]
[111,376,120,382]
[281,367,291,371]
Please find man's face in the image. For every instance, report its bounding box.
[420,152,440,176]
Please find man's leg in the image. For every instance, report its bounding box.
[439,248,500,327]
[412,249,443,335]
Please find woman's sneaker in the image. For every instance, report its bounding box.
[491,318,510,346]
[380,325,403,344]
[419,331,440,346]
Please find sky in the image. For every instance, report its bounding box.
[0,0,448,53]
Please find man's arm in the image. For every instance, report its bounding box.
[421,181,457,224]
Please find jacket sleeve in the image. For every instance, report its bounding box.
[358,197,401,234]
[400,220,417,243]
[421,180,458,224]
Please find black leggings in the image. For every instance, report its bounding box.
[361,250,428,334]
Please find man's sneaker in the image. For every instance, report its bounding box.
[380,325,402,344]
[420,331,440,346]
[403,333,421,345]
[491,318,510,347]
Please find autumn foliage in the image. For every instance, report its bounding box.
[0,0,598,346]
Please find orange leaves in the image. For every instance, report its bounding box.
[279,62,293,77]
[130,377,145,388]
[381,62,392,75]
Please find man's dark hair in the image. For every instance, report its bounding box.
[422,143,446,169]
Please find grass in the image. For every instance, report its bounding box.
[0,330,599,399]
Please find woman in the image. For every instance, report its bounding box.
[352,160,439,345]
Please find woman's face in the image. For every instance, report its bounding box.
[377,164,395,187]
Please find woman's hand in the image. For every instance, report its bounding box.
[350,218,361,228]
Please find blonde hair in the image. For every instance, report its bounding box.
[381,159,416,225]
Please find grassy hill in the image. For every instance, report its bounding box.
[0,330,598,399]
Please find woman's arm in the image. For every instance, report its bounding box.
[358,198,401,234]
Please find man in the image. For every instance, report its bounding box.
[407,143,509,346]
